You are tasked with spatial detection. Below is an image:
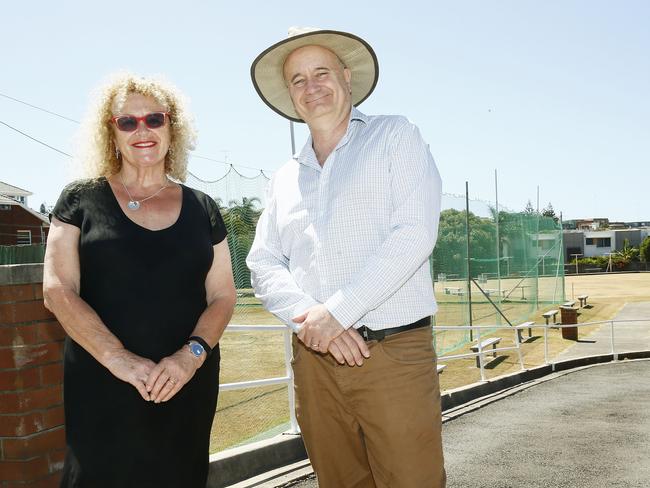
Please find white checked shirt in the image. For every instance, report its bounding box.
[247,107,442,332]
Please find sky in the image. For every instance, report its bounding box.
[1,1,648,221]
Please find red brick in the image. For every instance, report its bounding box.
[0,412,38,436]
[0,324,39,346]
[5,472,62,487]
[0,368,40,391]
[0,456,50,481]
[47,448,65,473]
[39,363,63,387]
[0,406,65,437]
[35,322,66,343]
[41,406,64,432]
[0,385,63,414]
[1,427,65,460]
[0,301,54,326]
[33,285,44,301]
[0,343,63,369]
[0,284,35,303]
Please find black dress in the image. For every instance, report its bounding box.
[52,177,227,488]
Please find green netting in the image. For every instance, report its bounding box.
[187,170,566,357]
[0,244,46,264]
[432,196,565,354]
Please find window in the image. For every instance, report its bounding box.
[586,237,611,248]
[17,230,31,245]
[0,204,10,211]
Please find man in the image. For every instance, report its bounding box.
[247,27,446,488]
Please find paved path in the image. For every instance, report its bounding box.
[277,360,650,488]
[555,301,650,361]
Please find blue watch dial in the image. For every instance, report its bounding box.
[189,341,205,357]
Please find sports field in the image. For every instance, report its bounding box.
[209,272,650,453]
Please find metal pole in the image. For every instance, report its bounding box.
[465,181,473,341]
[289,121,296,156]
[544,323,549,365]
[610,320,617,361]
[495,170,502,314]
[283,329,300,433]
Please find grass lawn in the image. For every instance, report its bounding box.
[210,272,650,453]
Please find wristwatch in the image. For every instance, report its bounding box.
[186,336,212,359]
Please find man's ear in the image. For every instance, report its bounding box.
[344,67,352,94]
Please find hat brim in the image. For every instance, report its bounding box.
[251,30,379,123]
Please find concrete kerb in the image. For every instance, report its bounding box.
[219,351,650,488]
[208,433,307,488]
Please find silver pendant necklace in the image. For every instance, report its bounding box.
[118,174,169,211]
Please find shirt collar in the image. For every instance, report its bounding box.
[296,106,369,169]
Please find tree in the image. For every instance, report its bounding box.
[524,200,535,214]
[39,203,47,214]
[542,202,559,224]
[221,197,262,289]
[640,236,650,263]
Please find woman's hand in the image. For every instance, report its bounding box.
[146,347,203,403]
[104,349,157,401]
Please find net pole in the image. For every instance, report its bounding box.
[465,181,473,341]
[495,170,502,315]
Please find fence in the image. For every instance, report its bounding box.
[214,317,649,453]
[0,244,45,264]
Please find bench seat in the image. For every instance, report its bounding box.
[470,337,502,367]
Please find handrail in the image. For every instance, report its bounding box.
[220,324,299,434]
[218,318,649,447]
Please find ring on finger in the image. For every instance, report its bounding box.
[168,378,178,386]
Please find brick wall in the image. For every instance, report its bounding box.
[0,264,65,487]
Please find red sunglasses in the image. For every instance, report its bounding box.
[110,112,169,132]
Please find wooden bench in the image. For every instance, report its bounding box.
[470,337,502,368]
[542,309,559,325]
[577,295,589,307]
[444,287,463,296]
[516,321,535,342]
[563,300,576,308]
[436,364,447,374]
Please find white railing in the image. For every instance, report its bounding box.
[433,318,649,381]
[219,324,299,434]
[219,318,649,444]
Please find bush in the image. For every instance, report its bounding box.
[640,237,650,263]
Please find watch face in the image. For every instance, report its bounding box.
[189,342,205,357]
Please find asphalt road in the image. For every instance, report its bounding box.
[280,359,650,488]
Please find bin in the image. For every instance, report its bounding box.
[560,306,578,340]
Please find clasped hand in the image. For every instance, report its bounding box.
[105,347,201,403]
[293,304,370,366]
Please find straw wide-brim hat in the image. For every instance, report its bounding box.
[250,27,379,123]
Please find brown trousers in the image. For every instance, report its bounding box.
[292,326,446,488]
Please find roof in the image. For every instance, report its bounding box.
[0,195,49,224]
[0,181,32,197]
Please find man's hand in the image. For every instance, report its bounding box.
[328,328,371,366]
[293,304,345,353]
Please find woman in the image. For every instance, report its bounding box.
[43,73,236,487]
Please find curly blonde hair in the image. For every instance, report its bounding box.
[76,72,196,181]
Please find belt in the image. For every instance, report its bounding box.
[357,317,431,342]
